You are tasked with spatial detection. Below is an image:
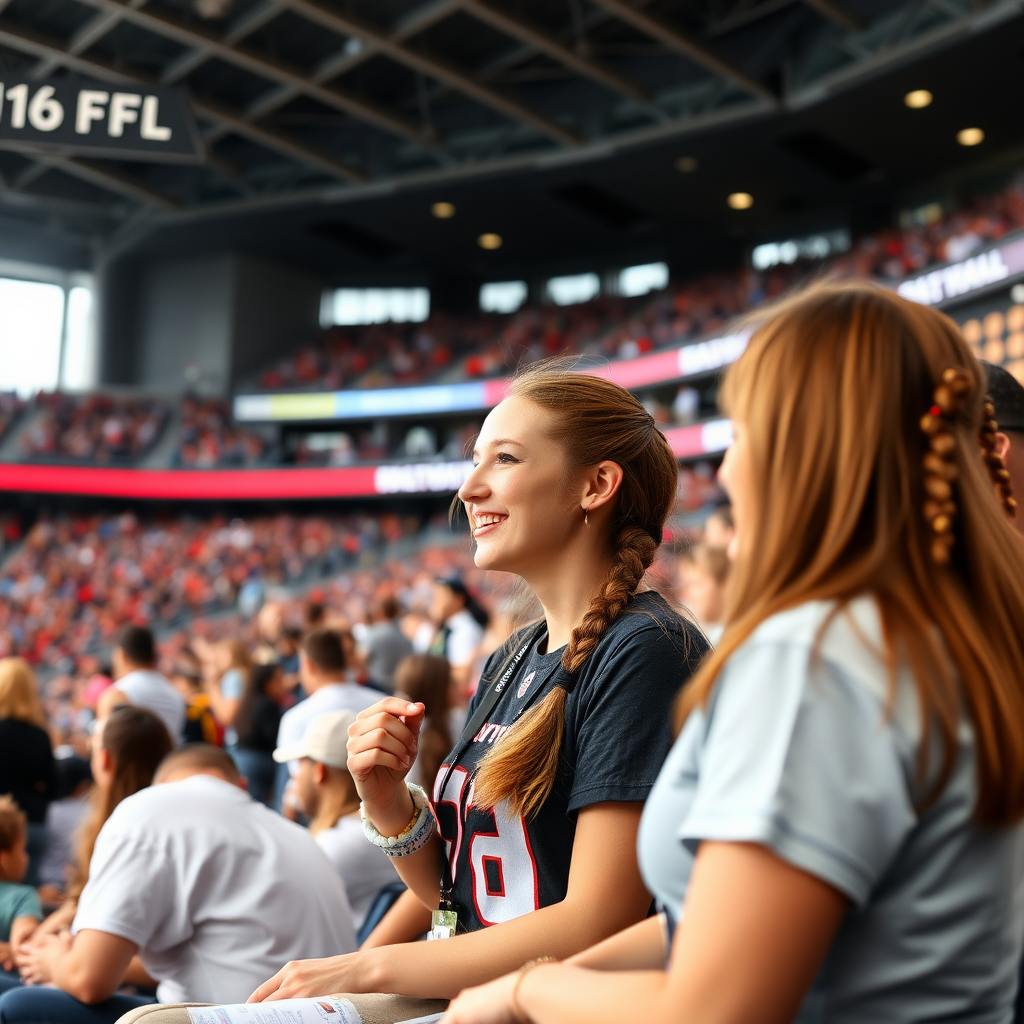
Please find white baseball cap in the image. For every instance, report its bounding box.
[272,710,356,769]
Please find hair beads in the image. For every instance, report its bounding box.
[920,368,972,565]
[978,399,1018,520]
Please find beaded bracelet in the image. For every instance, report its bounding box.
[360,783,436,858]
[509,956,558,1024]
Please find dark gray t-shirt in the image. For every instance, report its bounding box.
[433,591,708,931]
[362,621,413,691]
[639,597,1024,1024]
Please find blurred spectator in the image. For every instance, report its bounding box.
[703,505,735,550]
[98,625,185,744]
[357,595,413,693]
[0,658,55,887]
[394,655,452,790]
[676,544,731,645]
[169,653,220,747]
[174,397,266,468]
[0,796,41,977]
[2,746,356,1021]
[36,758,93,901]
[197,639,249,746]
[428,576,487,696]
[232,663,286,807]
[275,711,398,931]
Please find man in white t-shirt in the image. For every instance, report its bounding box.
[275,710,399,932]
[276,629,378,776]
[97,624,185,744]
[0,745,356,1024]
[428,577,485,693]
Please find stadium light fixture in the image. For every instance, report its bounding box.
[618,262,669,297]
[321,288,430,327]
[904,90,932,109]
[431,202,456,219]
[480,281,528,314]
[956,128,984,147]
[728,192,754,210]
[478,233,503,250]
[547,273,600,306]
[675,156,698,173]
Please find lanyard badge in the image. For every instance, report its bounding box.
[429,908,459,940]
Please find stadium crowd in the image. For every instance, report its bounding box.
[0,315,1019,1024]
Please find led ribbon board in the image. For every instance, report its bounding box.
[0,77,204,162]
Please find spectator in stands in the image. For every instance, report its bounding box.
[99,625,185,744]
[169,657,220,747]
[427,577,486,696]
[231,663,285,807]
[275,630,378,773]
[984,361,1024,535]
[275,711,397,931]
[250,363,707,1004]
[393,655,452,790]
[0,744,356,1024]
[0,659,54,887]
[675,544,730,644]
[21,705,173,952]
[0,797,41,981]
[198,639,249,746]
[36,758,92,902]
[702,504,734,550]
[358,596,413,693]
[444,282,1024,1024]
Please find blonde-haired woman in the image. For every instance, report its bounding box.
[445,281,1024,1024]
[250,364,708,1005]
[0,658,54,886]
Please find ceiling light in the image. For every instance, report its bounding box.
[478,233,502,250]
[675,156,698,173]
[904,90,932,109]
[431,202,455,219]
[727,192,753,210]
[957,127,984,147]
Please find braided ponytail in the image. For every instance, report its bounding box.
[474,527,658,818]
[470,362,677,820]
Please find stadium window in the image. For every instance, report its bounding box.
[480,281,528,314]
[0,277,66,396]
[618,262,669,298]
[61,285,96,391]
[546,272,600,306]
[751,229,850,271]
[320,287,430,327]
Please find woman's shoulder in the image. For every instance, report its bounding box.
[604,590,703,649]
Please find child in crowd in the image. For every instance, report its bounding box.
[169,657,221,747]
[675,543,730,644]
[0,796,41,976]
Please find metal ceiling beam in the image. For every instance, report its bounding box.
[274,0,581,146]
[71,0,432,147]
[800,0,863,31]
[33,156,178,209]
[587,0,778,102]
[455,0,658,112]
[0,20,365,184]
[201,0,460,147]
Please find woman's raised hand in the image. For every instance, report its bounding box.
[347,698,425,831]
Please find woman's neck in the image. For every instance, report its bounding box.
[529,551,616,651]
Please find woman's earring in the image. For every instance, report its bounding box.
[584,510,589,527]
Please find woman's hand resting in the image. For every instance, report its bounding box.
[347,698,425,834]
[443,972,520,1024]
[248,952,374,1003]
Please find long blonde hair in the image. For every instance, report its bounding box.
[473,362,680,819]
[679,281,1024,825]
[0,658,46,729]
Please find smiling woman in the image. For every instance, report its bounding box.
[244,360,708,1019]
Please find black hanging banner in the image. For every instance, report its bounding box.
[0,77,204,162]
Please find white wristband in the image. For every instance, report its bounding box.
[360,783,435,855]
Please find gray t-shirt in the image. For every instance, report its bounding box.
[638,597,1024,1024]
[361,621,413,691]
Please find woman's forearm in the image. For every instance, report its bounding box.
[567,915,666,971]
[517,964,670,1024]
[360,889,432,949]
[362,896,639,999]
[386,833,443,909]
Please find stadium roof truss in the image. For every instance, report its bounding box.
[0,0,1014,225]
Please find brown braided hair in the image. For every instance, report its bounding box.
[978,398,1018,520]
[472,363,678,819]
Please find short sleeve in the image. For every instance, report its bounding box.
[9,886,42,923]
[679,641,917,905]
[220,669,245,700]
[73,827,185,950]
[567,622,701,814]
